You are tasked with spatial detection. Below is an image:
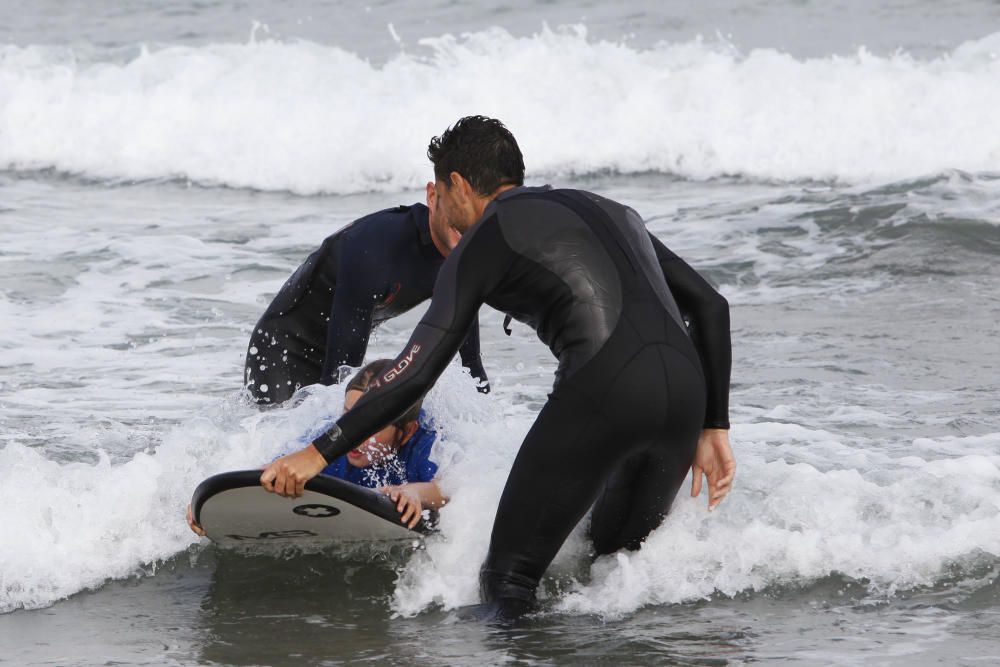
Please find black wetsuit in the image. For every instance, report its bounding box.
[244,203,487,404]
[316,187,731,617]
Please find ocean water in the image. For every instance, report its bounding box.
[1,1,999,665]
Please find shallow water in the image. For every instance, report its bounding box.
[4,552,1000,666]
[2,1,1000,665]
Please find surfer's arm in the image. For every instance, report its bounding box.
[320,250,380,384]
[646,233,736,508]
[314,215,512,465]
[458,312,489,392]
[647,232,732,430]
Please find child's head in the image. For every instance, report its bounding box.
[342,359,424,468]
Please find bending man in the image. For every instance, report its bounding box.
[244,182,488,404]
[260,116,736,620]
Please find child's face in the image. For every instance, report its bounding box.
[342,389,403,468]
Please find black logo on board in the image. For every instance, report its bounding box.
[225,529,318,541]
[293,503,340,518]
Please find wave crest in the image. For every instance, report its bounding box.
[2,27,1000,193]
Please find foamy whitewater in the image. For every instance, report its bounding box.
[3,27,1000,193]
[2,3,999,665]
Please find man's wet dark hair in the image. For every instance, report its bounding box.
[427,115,525,196]
[346,359,422,428]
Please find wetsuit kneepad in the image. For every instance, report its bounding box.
[244,204,487,404]
[315,187,731,619]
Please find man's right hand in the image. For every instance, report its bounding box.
[690,428,736,510]
[260,443,327,498]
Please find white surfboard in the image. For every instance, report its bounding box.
[191,470,434,548]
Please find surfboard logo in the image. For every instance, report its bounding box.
[292,503,341,518]
[225,529,319,541]
[382,344,422,384]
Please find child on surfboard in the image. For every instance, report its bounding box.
[329,359,447,528]
[185,359,447,535]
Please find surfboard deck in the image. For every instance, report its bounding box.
[191,470,435,548]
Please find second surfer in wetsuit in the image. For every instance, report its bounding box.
[244,182,488,404]
[259,116,736,621]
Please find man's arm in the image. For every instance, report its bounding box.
[260,214,513,497]
[647,232,736,509]
[647,232,731,430]
[327,216,511,456]
[319,249,380,384]
[458,312,489,392]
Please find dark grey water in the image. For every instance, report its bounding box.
[5,551,1000,666]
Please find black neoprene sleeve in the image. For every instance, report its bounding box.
[319,248,380,384]
[647,232,732,429]
[316,215,511,462]
[458,312,489,390]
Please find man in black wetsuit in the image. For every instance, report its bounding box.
[244,182,487,404]
[260,116,736,620]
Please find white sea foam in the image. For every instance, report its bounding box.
[2,343,999,617]
[0,396,258,613]
[2,27,1000,192]
[0,366,506,613]
[392,425,1000,618]
[556,441,1000,617]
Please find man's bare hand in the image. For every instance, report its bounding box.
[690,428,736,510]
[186,503,206,536]
[260,444,327,498]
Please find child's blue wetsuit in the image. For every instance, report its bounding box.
[320,416,438,489]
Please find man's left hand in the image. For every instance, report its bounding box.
[690,429,736,511]
[260,444,327,498]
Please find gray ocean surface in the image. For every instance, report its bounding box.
[2,1,1000,665]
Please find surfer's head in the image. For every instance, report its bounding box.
[342,360,423,468]
[427,115,524,234]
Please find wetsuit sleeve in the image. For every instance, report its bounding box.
[458,312,490,393]
[315,215,513,462]
[319,247,381,384]
[647,232,732,430]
